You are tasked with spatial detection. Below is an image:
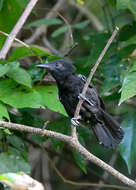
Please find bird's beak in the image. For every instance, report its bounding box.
[37,64,52,70]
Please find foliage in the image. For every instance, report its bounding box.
[0,0,136,188]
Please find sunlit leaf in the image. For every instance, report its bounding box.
[6,62,32,88]
[0,64,10,77]
[34,85,67,116]
[0,101,9,121]
[0,79,43,108]
[8,45,50,61]
[119,72,136,105]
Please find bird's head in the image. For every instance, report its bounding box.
[37,59,76,80]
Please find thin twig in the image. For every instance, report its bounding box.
[27,135,129,190]
[0,30,43,64]
[56,11,74,46]
[0,121,136,188]
[0,0,38,59]
[42,37,63,56]
[48,156,130,190]
[71,26,119,138]
[0,31,29,48]
[63,42,78,57]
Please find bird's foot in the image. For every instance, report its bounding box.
[78,93,94,106]
[71,116,81,126]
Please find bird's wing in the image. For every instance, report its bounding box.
[77,74,105,109]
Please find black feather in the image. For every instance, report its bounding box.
[37,59,124,148]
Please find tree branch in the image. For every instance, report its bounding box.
[48,155,130,190]
[0,121,136,188]
[71,26,119,138]
[0,0,38,60]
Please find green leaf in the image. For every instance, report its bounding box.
[0,101,9,121]
[74,20,90,29]
[77,126,90,140]
[0,0,4,11]
[85,33,111,67]
[118,22,136,42]
[0,64,10,77]
[119,72,136,105]
[27,61,45,83]
[7,136,25,151]
[34,85,67,116]
[6,62,32,88]
[129,61,136,72]
[129,1,136,20]
[117,0,129,10]
[4,129,11,135]
[101,81,120,95]
[117,44,136,58]
[26,18,63,28]
[8,45,50,62]
[51,20,90,38]
[0,78,43,108]
[0,0,28,48]
[100,56,126,95]
[47,117,70,151]
[51,25,68,38]
[119,114,136,173]
[0,152,30,173]
[72,149,87,173]
[46,55,63,62]
[76,0,85,5]
[117,0,136,19]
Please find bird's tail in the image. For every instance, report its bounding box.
[91,110,124,148]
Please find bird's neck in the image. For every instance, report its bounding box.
[56,74,75,90]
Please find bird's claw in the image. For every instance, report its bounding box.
[78,93,94,106]
[71,116,81,126]
[78,93,87,101]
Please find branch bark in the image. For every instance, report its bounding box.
[0,121,136,189]
[0,0,38,59]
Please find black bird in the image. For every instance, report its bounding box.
[37,59,124,148]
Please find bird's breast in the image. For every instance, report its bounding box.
[59,86,82,117]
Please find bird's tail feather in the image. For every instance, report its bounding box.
[101,109,124,143]
[92,123,117,148]
[91,110,124,148]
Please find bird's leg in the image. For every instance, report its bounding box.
[78,93,94,106]
[71,115,82,126]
